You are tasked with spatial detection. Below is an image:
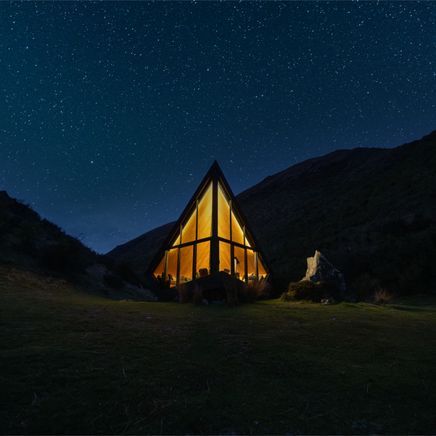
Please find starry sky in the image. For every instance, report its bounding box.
[1,2,435,253]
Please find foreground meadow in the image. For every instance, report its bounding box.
[1,267,435,434]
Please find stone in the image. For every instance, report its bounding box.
[302,250,346,293]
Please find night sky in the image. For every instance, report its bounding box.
[1,2,435,253]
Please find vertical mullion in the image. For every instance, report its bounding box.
[176,247,180,287]
[255,252,259,280]
[177,224,182,286]
[229,200,234,276]
[164,250,168,280]
[210,179,219,274]
[229,200,232,242]
[244,247,248,284]
[243,225,247,283]
[192,201,198,280]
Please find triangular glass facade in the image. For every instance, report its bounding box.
[152,166,268,287]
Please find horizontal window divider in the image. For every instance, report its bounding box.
[171,237,212,249]
[217,237,253,249]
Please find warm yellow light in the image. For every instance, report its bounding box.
[196,241,210,277]
[219,241,231,274]
[197,182,212,239]
[179,245,193,283]
[181,209,196,243]
[233,245,245,281]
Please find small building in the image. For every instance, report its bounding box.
[148,161,268,293]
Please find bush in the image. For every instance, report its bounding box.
[281,280,338,302]
[372,288,395,305]
[177,283,191,303]
[103,274,124,289]
[351,273,382,301]
[39,242,87,275]
[226,286,239,306]
[239,278,271,303]
[115,262,143,287]
[192,285,204,305]
[155,286,178,302]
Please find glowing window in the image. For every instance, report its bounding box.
[218,183,231,240]
[172,234,180,247]
[219,241,231,274]
[196,241,210,277]
[153,254,166,279]
[231,211,244,245]
[179,245,193,283]
[167,248,178,287]
[258,256,267,279]
[181,209,196,244]
[197,183,212,239]
[247,249,256,281]
[233,246,246,282]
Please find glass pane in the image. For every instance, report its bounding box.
[179,245,193,283]
[167,248,178,287]
[153,254,166,279]
[233,246,246,282]
[181,209,196,244]
[198,182,212,239]
[172,234,180,247]
[258,256,267,279]
[231,211,244,245]
[196,241,210,278]
[247,249,256,281]
[218,183,231,240]
[244,235,251,247]
[219,241,231,274]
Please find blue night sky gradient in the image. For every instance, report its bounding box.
[1,2,435,252]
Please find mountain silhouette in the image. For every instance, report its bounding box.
[108,130,436,296]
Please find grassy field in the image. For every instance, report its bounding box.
[1,267,435,434]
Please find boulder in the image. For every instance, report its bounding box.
[302,250,346,293]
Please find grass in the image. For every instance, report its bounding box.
[1,267,435,434]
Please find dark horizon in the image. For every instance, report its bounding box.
[1,2,435,253]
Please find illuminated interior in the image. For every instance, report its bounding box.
[197,183,212,239]
[218,184,230,240]
[152,177,268,287]
[216,182,267,280]
[219,241,231,274]
[196,241,210,277]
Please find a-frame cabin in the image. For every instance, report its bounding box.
[148,161,269,290]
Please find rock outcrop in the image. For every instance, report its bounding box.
[302,250,346,293]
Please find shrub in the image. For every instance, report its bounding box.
[156,285,178,302]
[239,278,272,303]
[239,284,258,303]
[372,288,394,305]
[282,280,320,302]
[39,242,87,275]
[103,274,124,289]
[177,283,191,303]
[281,280,338,302]
[115,262,143,287]
[226,286,239,306]
[192,285,204,305]
[351,273,381,301]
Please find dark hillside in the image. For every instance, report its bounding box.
[107,222,175,277]
[107,131,436,296]
[238,131,436,294]
[0,191,96,274]
[0,192,154,300]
